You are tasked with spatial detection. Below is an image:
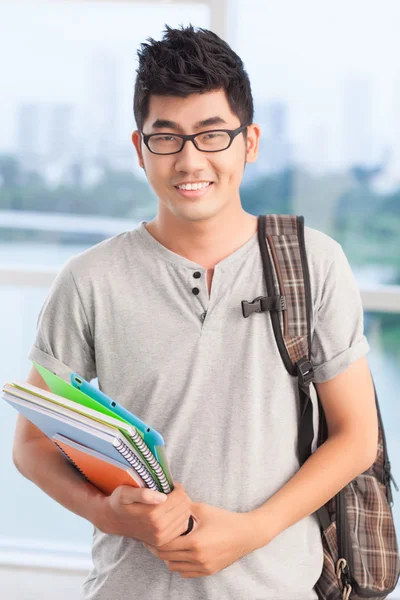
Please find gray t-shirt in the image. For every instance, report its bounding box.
[28,221,370,600]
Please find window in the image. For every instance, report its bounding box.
[0,0,210,564]
[1,2,399,588]
[235,5,400,592]
[238,0,400,285]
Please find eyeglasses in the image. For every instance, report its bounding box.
[141,124,248,155]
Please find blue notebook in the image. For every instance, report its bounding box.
[4,393,160,490]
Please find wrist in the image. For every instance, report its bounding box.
[82,484,109,531]
[246,508,279,550]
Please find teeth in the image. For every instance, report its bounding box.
[178,182,211,191]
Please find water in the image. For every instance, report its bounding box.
[1,242,399,558]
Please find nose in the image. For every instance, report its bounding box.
[174,139,209,173]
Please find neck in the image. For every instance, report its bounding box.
[144,210,258,270]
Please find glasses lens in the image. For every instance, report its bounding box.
[148,134,182,154]
[195,131,230,151]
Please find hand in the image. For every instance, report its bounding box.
[96,482,192,546]
[143,502,258,578]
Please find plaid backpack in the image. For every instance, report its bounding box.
[241,214,400,600]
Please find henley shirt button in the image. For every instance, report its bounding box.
[193,271,201,279]
[201,311,207,321]
[192,287,200,295]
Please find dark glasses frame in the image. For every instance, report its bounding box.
[141,124,248,155]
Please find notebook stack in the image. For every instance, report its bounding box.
[2,362,173,495]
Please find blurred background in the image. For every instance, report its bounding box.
[0,0,399,598]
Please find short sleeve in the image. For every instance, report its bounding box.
[311,243,370,383]
[28,258,96,383]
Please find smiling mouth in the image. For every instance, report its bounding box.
[174,182,214,197]
[175,182,214,190]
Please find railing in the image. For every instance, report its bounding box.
[0,538,91,571]
[1,267,399,574]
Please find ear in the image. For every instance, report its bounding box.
[245,123,261,164]
[132,130,145,169]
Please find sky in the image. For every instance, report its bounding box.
[234,0,400,176]
[0,0,399,178]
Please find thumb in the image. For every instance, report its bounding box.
[113,485,167,506]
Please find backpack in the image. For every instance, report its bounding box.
[241,214,400,600]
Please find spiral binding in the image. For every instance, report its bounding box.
[127,429,172,494]
[54,441,89,482]
[112,438,159,491]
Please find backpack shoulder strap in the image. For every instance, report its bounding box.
[251,214,313,382]
[248,214,330,529]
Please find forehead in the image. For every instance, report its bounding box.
[144,89,240,131]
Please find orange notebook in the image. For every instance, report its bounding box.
[52,433,145,495]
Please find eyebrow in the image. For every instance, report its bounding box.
[150,116,228,132]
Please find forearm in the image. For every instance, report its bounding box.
[13,436,105,526]
[250,433,374,548]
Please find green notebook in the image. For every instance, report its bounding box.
[23,362,172,490]
[32,362,142,432]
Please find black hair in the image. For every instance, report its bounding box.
[133,24,254,137]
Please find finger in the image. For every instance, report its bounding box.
[161,495,191,518]
[166,560,203,573]
[141,487,190,522]
[156,500,192,535]
[115,485,167,506]
[168,482,192,506]
[157,514,193,549]
[171,481,185,492]
[144,544,194,565]
[169,496,192,519]
[179,571,203,579]
[158,550,196,563]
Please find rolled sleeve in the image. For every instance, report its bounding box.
[311,243,370,383]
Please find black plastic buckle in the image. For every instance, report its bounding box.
[241,295,286,318]
[296,357,314,387]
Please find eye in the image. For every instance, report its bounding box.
[147,134,182,153]
[204,133,222,139]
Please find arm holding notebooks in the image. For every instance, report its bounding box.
[12,366,193,547]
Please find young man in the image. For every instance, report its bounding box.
[13,24,377,600]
